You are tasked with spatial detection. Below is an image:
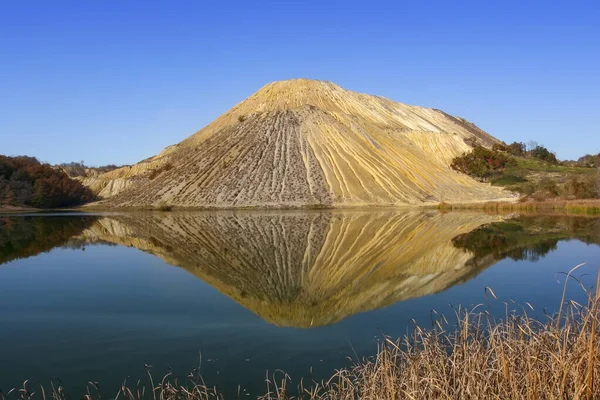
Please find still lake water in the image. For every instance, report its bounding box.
[0,211,599,397]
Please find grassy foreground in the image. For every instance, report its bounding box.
[5,268,600,400]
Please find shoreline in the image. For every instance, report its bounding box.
[2,199,600,215]
[436,198,600,214]
[0,206,42,214]
[49,197,523,212]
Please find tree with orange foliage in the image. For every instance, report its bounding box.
[0,155,96,208]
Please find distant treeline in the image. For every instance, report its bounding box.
[55,161,123,178]
[489,141,561,165]
[0,155,96,208]
[455,141,599,175]
[57,161,122,170]
[570,154,600,168]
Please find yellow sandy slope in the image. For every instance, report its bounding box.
[90,79,509,208]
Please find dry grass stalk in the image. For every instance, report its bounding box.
[4,268,599,400]
[439,199,600,215]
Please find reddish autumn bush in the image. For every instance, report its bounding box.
[0,155,96,208]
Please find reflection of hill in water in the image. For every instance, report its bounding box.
[81,211,502,327]
[4,212,597,327]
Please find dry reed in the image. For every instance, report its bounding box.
[3,267,599,400]
[439,199,600,215]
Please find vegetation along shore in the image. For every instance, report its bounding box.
[438,199,600,215]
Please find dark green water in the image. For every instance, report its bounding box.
[0,211,599,397]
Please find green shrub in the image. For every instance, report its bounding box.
[490,142,526,156]
[491,175,526,186]
[506,141,526,156]
[539,178,560,196]
[492,143,508,152]
[564,178,597,199]
[514,182,536,195]
[529,145,558,164]
[451,145,516,181]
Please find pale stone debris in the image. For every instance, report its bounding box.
[86,79,510,208]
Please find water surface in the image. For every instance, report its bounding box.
[0,211,598,397]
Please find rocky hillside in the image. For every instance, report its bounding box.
[57,165,120,178]
[56,164,131,199]
[88,79,509,208]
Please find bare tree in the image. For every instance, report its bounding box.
[526,140,539,153]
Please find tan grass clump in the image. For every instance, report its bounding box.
[440,199,600,215]
[5,267,599,400]
[261,267,600,399]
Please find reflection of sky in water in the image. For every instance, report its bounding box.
[0,213,598,397]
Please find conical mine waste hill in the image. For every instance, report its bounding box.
[89,79,509,208]
[77,211,502,327]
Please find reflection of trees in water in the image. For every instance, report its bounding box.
[0,216,98,264]
[453,215,600,263]
[504,240,559,262]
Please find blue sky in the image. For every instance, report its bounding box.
[1,0,598,165]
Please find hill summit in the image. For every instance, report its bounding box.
[89,79,508,208]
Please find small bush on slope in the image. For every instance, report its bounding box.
[451,145,515,181]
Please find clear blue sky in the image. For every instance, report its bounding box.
[1,0,598,165]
